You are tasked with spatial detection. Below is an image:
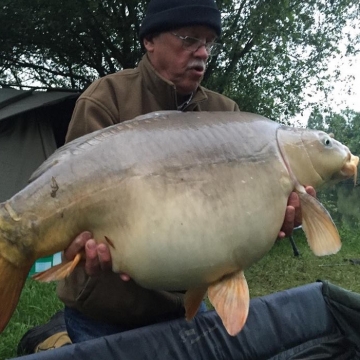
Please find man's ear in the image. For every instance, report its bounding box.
[143,36,155,52]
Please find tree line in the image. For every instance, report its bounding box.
[1,0,359,121]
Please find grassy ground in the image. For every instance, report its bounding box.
[1,227,360,359]
[246,227,360,297]
[1,282,63,360]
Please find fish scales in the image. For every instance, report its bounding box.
[28,114,287,283]
[0,111,358,336]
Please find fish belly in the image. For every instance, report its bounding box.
[99,160,292,291]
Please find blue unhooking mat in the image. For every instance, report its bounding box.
[12,281,360,359]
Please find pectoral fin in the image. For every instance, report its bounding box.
[184,287,208,321]
[32,253,83,282]
[298,192,341,256]
[208,270,249,336]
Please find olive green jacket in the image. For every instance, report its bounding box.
[57,54,239,327]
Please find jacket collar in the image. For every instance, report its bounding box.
[138,54,208,111]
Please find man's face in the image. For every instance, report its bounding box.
[144,25,217,95]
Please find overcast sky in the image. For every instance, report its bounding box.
[331,55,360,112]
[293,40,359,127]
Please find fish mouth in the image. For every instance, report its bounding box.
[339,153,359,185]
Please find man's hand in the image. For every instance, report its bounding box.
[278,186,316,239]
[64,231,130,280]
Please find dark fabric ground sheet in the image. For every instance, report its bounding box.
[12,281,360,360]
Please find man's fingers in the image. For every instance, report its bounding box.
[64,231,92,261]
[120,273,131,281]
[279,205,295,238]
[279,187,316,239]
[287,192,301,228]
[84,241,112,276]
[287,192,300,207]
[305,185,316,198]
[84,239,100,276]
[97,243,112,271]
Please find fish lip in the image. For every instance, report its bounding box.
[339,154,359,184]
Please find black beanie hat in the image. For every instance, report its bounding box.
[139,0,221,41]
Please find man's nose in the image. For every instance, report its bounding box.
[194,44,209,60]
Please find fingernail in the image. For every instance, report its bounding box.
[82,231,93,240]
[86,241,96,250]
[98,245,107,254]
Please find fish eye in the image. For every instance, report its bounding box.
[323,137,332,146]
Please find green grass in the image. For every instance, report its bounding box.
[246,227,360,297]
[0,282,63,360]
[1,227,360,359]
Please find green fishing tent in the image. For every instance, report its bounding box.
[0,88,79,202]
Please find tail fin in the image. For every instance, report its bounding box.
[0,255,30,333]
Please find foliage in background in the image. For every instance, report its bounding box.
[0,0,359,121]
[307,109,360,228]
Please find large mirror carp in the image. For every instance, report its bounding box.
[0,111,358,335]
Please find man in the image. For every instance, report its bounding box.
[18,0,314,353]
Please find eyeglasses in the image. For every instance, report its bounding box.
[171,33,221,56]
